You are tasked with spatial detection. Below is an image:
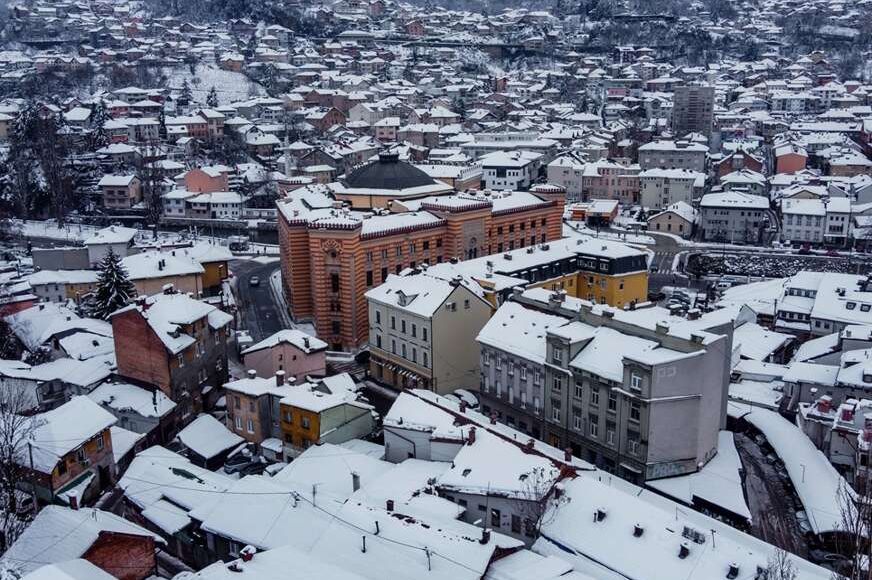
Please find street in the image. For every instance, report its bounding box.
[734,432,809,557]
[230,259,283,343]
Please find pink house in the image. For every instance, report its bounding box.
[181,166,231,192]
[241,329,328,381]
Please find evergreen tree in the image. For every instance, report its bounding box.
[180,79,193,106]
[90,99,110,149]
[206,85,219,108]
[91,248,136,320]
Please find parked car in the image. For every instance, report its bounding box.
[239,461,268,476]
[223,449,255,474]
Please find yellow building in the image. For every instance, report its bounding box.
[277,374,375,458]
[422,235,649,310]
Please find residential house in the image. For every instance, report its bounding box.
[366,271,493,394]
[240,329,328,381]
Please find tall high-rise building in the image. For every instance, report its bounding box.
[672,84,715,138]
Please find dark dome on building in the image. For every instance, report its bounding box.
[342,151,438,190]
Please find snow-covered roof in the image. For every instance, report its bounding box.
[535,473,831,580]
[122,250,204,280]
[477,301,566,364]
[89,381,176,418]
[82,225,137,246]
[24,396,117,474]
[241,328,328,356]
[272,442,392,502]
[112,292,231,355]
[1,506,159,576]
[119,446,233,535]
[176,413,243,460]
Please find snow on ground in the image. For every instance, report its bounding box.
[647,431,752,523]
[736,406,850,535]
[161,63,265,104]
[565,221,655,245]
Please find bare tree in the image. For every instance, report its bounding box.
[832,479,871,580]
[766,548,797,580]
[512,466,567,537]
[0,388,42,553]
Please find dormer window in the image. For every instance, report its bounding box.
[847,302,857,310]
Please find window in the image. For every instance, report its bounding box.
[332,320,341,334]
[464,299,470,309]
[630,401,641,422]
[412,348,417,363]
[411,324,417,337]
[520,366,527,380]
[574,382,583,399]
[630,373,642,392]
[589,415,599,437]
[247,419,254,433]
[302,417,310,429]
[573,411,583,431]
[96,433,104,451]
[366,271,373,286]
[520,390,527,408]
[177,353,184,367]
[608,391,617,412]
[375,310,381,324]
[391,339,396,354]
[330,273,340,292]
[401,320,406,333]
[391,316,396,330]
[423,352,428,367]
[534,370,541,384]
[628,434,640,455]
[551,404,561,422]
[235,416,242,430]
[511,514,521,534]
[57,460,67,475]
[402,344,407,358]
[249,400,255,412]
[495,357,501,370]
[590,386,600,406]
[422,327,428,341]
[234,396,241,409]
[534,396,541,415]
[552,375,563,393]
[284,410,292,423]
[552,347,563,364]
[491,508,501,527]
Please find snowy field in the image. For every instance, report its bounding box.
[160,63,266,105]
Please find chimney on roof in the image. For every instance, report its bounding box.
[247,369,257,379]
[240,546,256,562]
[468,426,476,444]
[633,523,644,537]
[68,490,79,510]
[459,400,468,413]
[386,499,395,511]
[479,528,491,544]
[352,471,361,492]
[276,370,285,386]
[678,543,690,559]
[564,447,572,462]
[727,563,739,579]
[655,322,669,334]
[303,337,310,349]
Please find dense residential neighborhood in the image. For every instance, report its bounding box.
[0,0,872,578]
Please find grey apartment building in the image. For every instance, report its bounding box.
[672,85,715,138]
[476,288,731,483]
